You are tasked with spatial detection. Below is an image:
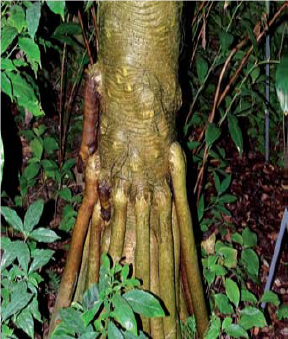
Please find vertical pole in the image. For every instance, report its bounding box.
[265,1,270,163]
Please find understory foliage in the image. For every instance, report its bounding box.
[1,1,287,339]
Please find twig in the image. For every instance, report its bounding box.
[191,1,206,29]
[91,4,100,55]
[78,9,93,65]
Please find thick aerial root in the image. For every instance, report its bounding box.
[169,142,208,339]
[155,181,177,339]
[108,179,129,263]
[135,187,151,333]
[87,201,102,286]
[150,230,165,339]
[49,154,100,336]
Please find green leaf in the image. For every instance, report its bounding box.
[46,1,66,20]
[214,294,234,314]
[30,137,43,161]
[239,307,267,330]
[43,137,59,154]
[219,175,231,194]
[1,241,18,270]
[62,158,76,172]
[219,31,233,53]
[58,187,72,201]
[217,194,237,204]
[241,19,258,56]
[241,289,257,303]
[26,1,41,39]
[225,278,240,307]
[218,247,237,268]
[0,131,4,188]
[108,322,124,339]
[7,5,27,33]
[16,241,30,272]
[196,56,208,84]
[2,285,33,322]
[205,316,221,339]
[30,228,60,243]
[59,307,85,334]
[41,159,59,180]
[205,123,221,148]
[222,317,232,330]
[15,309,34,339]
[225,324,248,338]
[187,141,201,150]
[231,232,243,246]
[23,162,41,180]
[1,71,13,99]
[278,304,288,320]
[260,291,280,307]
[81,300,102,326]
[1,206,23,232]
[241,249,259,279]
[18,37,41,66]
[53,22,82,37]
[29,249,54,273]
[111,294,138,336]
[210,264,227,276]
[228,114,243,157]
[242,227,257,247]
[198,194,205,222]
[24,199,44,232]
[1,59,17,71]
[1,26,18,54]
[123,289,165,318]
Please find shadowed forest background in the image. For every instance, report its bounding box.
[1,1,288,339]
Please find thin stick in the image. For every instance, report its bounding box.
[78,9,93,65]
[91,4,100,55]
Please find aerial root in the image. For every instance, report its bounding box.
[169,142,208,339]
[48,153,100,336]
[108,179,129,263]
[135,187,151,333]
[155,180,177,339]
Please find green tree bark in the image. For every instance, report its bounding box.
[49,2,208,338]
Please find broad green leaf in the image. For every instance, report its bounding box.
[219,175,231,194]
[1,26,18,54]
[26,1,41,39]
[29,248,54,273]
[225,278,240,307]
[231,232,243,246]
[46,1,66,20]
[43,137,59,154]
[41,159,59,180]
[7,5,27,33]
[123,289,165,318]
[225,324,248,338]
[18,37,41,66]
[1,241,18,270]
[239,307,267,330]
[218,247,237,268]
[222,317,232,330]
[81,300,102,326]
[219,31,233,53]
[53,22,82,37]
[2,285,33,322]
[241,289,257,303]
[58,187,72,201]
[6,72,44,116]
[108,322,124,339]
[59,307,85,334]
[79,333,99,339]
[1,206,23,232]
[51,321,75,338]
[30,228,60,243]
[203,268,216,286]
[196,56,208,84]
[278,304,288,320]
[187,141,201,150]
[62,158,76,172]
[24,199,44,232]
[15,309,34,338]
[204,316,221,339]
[260,291,280,307]
[228,115,243,157]
[16,241,30,272]
[26,297,42,323]
[1,59,17,71]
[111,294,138,336]
[217,194,237,204]
[30,137,43,161]
[23,162,40,180]
[0,135,4,186]
[205,123,221,148]
[242,227,257,247]
[241,19,258,55]
[1,71,13,99]
[241,249,259,278]
[210,264,227,276]
[214,294,234,314]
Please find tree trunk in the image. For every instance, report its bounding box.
[49,2,208,338]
